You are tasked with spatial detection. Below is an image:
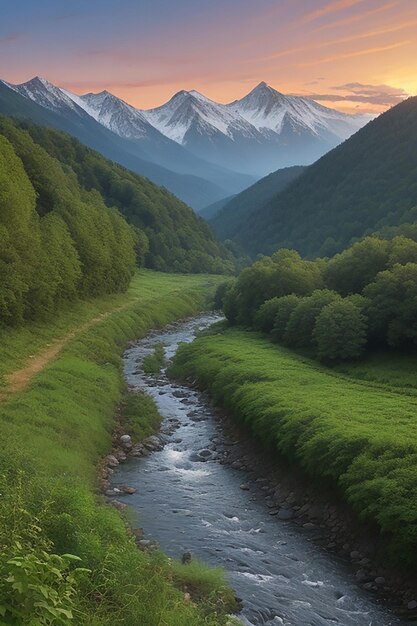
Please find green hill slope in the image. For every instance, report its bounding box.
[210,166,305,240]
[231,97,417,258]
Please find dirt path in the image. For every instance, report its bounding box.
[2,305,129,400]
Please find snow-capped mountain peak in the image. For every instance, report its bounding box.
[63,88,156,140]
[225,80,369,139]
[6,75,80,113]
[142,87,261,144]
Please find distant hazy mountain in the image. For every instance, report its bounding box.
[209,166,306,239]
[0,78,253,209]
[199,196,236,221]
[228,97,417,258]
[143,82,371,176]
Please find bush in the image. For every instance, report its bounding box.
[284,289,341,347]
[313,299,368,361]
[143,343,166,374]
[270,295,301,342]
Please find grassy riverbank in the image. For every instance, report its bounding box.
[0,270,238,625]
[170,327,417,567]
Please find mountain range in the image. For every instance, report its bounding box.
[0,76,371,209]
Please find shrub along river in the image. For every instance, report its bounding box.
[111,313,403,626]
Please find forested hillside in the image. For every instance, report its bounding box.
[0,117,234,325]
[227,97,417,258]
[0,118,234,277]
[210,165,306,239]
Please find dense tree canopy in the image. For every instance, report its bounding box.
[228,249,323,325]
[313,299,368,361]
[217,231,417,361]
[0,123,136,324]
[284,289,341,347]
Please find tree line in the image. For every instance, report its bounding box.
[217,233,417,361]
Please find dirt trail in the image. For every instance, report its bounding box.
[2,304,129,400]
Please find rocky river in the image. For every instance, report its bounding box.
[110,313,408,626]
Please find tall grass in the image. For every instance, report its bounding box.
[0,271,238,625]
[170,327,417,566]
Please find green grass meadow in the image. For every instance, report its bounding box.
[170,327,417,566]
[0,270,239,626]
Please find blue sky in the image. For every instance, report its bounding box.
[1,0,415,111]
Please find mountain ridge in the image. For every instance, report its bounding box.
[5,76,372,182]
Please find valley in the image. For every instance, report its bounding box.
[2,3,417,622]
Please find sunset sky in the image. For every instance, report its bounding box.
[1,0,416,113]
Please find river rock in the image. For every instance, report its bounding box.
[189,452,202,462]
[131,443,145,457]
[350,550,362,561]
[106,454,119,468]
[374,577,385,585]
[112,500,128,511]
[356,569,372,583]
[408,600,417,610]
[199,449,212,458]
[143,435,161,450]
[121,485,136,495]
[278,509,294,520]
[240,483,250,491]
[172,390,187,398]
[120,434,132,445]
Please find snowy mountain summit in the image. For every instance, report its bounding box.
[228,82,366,140]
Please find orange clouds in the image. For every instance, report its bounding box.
[303,0,366,23]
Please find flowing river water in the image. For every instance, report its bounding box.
[112,313,404,626]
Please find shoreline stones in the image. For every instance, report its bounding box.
[203,396,417,615]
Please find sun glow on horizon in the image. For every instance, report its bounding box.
[1,0,416,114]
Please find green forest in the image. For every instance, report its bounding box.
[219,232,417,361]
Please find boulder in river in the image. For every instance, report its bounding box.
[278,509,294,520]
